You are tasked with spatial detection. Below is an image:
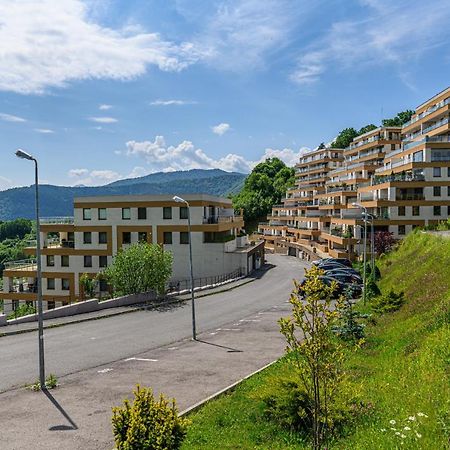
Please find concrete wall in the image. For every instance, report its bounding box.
[2,291,156,327]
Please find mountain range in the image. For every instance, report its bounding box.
[0,169,246,221]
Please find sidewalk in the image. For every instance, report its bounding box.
[0,294,291,450]
[0,276,255,337]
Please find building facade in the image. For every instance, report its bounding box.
[259,86,450,260]
[1,194,264,314]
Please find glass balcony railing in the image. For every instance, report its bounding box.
[403,97,450,128]
[40,217,74,225]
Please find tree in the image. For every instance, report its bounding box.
[105,242,173,296]
[382,110,414,127]
[374,231,395,254]
[330,128,359,149]
[233,158,295,226]
[79,273,96,300]
[279,266,348,449]
[317,142,326,149]
[358,124,377,135]
[0,219,33,241]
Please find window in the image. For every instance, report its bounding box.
[138,232,148,242]
[62,278,70,291]
[179,206,188,220]
[98,208,107,220]
[61,255,70,267]
[47,301,56,310]
[163,206,172,220]
[448,205,450,216]
[448,186,450,197]
[83,232,92,244]
[398,225,406,235]
[448,167,450,177]
[84,255,92,267]
[180,231,189,244]
[398,206,406,216]
[122,232,131,244]
[434,206,441,216]
[46,255,55,267]
[163,232,172,245]
[413,151,423,162]
[83,208,92,220]
[138,207,147,220]
[47,278,55,290]
[434,186,441,197]
[99,231,108,244]
[122,208,131,220]
[412,205,420,216]
[99,279,108,292]
[433,167,441,177]
[99,255,108,268]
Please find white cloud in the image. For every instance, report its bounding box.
[125,135,308,173]
[99,104,112,110]
[0,113,26,122]
[68,168,121,186]
[88,117,118,124]
[128,166,147,178]
[0,175,13,191]
[150,99,197,106]
[0,0,201,94]
[291,0,450,86]
[212,123,230,136]
[34,128,54,134]
[192,0,307,72]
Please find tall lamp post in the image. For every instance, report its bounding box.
[173,196,197,340]
[15,149,45,387]
[352,202,368,304]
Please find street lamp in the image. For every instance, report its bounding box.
[15,149,45,387]
[352,202,368,304]
[173,195,197,340]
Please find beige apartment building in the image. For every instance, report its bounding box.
[259,86,450,260]
[1,194,264,315]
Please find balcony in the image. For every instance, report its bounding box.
[4,259,37,271]
[371,173,425,185]
[403,97,450,128]
[40,217,74,225]
[203,215,243,224]
[25,238,75,249]
[422,116,449,134]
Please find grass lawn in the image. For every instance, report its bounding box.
[182,231,450,449]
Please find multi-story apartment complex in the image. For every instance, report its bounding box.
[1,194,264,315]
[259,86,450,260]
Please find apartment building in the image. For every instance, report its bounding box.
[1,194,264,314]
[259,86,450,260]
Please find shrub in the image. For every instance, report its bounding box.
[7,303,36,320]
[112,385,190,450]
[334,297,369,342]
[365,278,381,301]
[372,290,405,314]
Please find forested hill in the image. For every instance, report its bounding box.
[0,169,246,220]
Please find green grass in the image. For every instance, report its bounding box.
[182,230,450,449]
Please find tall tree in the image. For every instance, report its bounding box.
[233,158,294,226]
[382,110,414,127]
[330,128,359,149]
[358,124,377,135]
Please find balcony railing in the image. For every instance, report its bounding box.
[40,217,74,225]
[371,173,425,185]
[422,116,449,134]
[403,97,450,128]
[4,259,37,271]
[203,215,243,224]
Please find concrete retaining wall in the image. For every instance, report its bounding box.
[2,291,157,327]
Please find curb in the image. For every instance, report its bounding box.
[0,278,256,338]
[180,358,279,417]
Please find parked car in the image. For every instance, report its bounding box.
[315,262,360,276]
[313,258,353,268]
[299,275,361,298]
[324,269,363,284]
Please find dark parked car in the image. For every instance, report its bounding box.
[313,258,352,268]
[299,275,359,299]
[324,269,363,284]
[315,262,360,276]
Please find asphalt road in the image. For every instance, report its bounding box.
[0,254,308,393]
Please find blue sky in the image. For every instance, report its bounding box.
[1,0,449,190]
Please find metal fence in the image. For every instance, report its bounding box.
[166,267,247,295]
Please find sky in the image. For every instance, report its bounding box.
[1,0,450,190]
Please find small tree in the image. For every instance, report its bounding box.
[79,273,96,300]
[374,231,395,255]
[105,242,173,296]
[112,385,190,450]
[279,266,347,449]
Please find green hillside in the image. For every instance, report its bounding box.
[182,230,450,449]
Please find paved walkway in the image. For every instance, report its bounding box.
[0,292,294,449]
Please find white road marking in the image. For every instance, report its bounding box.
[167,347,178,351]
[221,328,241,331]
[98,368,113,374]
[125,357,158,362]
